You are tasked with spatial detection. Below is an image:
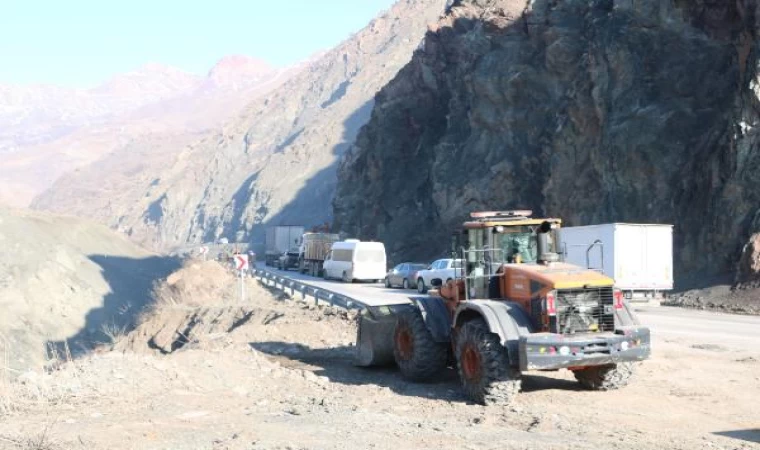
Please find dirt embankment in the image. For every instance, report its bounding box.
[665,285,760,315]
[1,260,759,449]
[0,207,179,376]
[114,260,358,356]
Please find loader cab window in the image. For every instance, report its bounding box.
[494,226,538,263]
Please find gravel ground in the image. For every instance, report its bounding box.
[1,272,758,450]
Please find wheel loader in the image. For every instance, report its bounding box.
[354,210,651,405]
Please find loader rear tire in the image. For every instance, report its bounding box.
[573,363,634,391]
[393,308,448,382]
[455,319,521,405]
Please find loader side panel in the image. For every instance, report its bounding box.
[453,301,535,367]
[410,296,452,343]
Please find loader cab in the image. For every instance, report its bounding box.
[452,211,562,299]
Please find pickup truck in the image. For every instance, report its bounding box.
[414,258,463,293]
[277,248,301,271]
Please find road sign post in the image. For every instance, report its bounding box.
[235,254,249,302]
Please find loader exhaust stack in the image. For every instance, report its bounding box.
[537,220,559,265]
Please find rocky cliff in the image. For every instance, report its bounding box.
[36,0,450,254]
[333,0,760,286]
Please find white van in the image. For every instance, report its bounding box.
[323,240,387,283]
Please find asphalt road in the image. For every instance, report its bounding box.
[259,263,760,351]
[258,263,417,307]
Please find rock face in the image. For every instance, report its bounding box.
[333,0,760,286]
[38,0,450,254]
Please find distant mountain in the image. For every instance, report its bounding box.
[1,56,293,207]
[34,0,450,254]
[0,64,200,149]
[204,55,276,90]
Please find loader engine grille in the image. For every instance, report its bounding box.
[555,287,615,334]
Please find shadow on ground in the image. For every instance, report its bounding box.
[48,254,181,358]
[251,340,584,403]
[713,429,760,444]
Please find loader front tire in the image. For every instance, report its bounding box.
[573,363,634,391]
[393,308,448,382]
[455,319,521,405]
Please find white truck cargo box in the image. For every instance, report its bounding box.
[265,226,305,265]
[559,223,673,295]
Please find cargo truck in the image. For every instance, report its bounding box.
[265,226,305,266]
[299,232,340,277]
[559,223,673,299]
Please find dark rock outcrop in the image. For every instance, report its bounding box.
[333,0,760,286]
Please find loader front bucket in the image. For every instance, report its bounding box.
[354,305,408,367]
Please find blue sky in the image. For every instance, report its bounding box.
[0,0,397,87]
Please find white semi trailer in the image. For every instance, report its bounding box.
[559,223,673,299]
[265,226,305,266]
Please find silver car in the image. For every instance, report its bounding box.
[384,263,429,290]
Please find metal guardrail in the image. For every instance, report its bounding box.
[252,268,365,311]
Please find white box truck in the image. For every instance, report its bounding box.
[559,223,673,299]
[265,226,305,266]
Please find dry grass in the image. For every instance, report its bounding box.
[0,431,60,450]
[0,422,63,450]
[100,322,128,346]
[1,333,12,416]
[0,340,87,418]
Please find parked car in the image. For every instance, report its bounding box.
[323,240,387,283]
[277,248,300,271]
[415,258,464,293]
[384,263,428,289]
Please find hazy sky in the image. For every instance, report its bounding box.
[0,0,397,87]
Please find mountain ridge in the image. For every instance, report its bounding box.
[1,55,295,207]
[34,0,452,256]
